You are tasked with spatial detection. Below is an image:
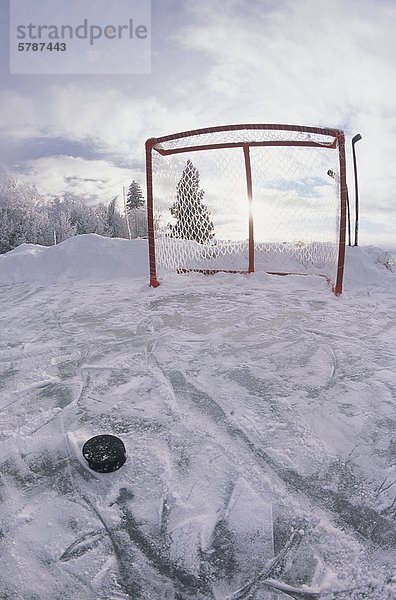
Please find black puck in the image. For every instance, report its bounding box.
[82,434,126,473]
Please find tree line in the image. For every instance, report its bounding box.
[0,160,215,255]
[0,172,147,254]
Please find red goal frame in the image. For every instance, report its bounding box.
[146,124,347,295]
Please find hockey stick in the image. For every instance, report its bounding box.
[351,134,362,246]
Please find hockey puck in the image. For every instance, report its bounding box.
[82,434,126,473]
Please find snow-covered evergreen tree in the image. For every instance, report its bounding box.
[168,160,214,243]
[106,197,129,238]
[123,181,146,238]
[0,172,46,252]
[126,180,144,211]
[47,198,77,243]
[128,207,147,238]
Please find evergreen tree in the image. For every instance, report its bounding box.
[0,172,46,252]
[106,197,128,238]
[168,160,215,243]
[47,198,77,243]
[128,207,147,239]
[126,180,144,210]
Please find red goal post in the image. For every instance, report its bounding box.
[146,124,347,294]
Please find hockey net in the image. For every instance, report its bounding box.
[146,124,347,294]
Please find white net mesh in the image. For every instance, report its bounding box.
[149,126,342,285]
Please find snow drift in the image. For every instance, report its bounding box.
[0,234,149,285]
[0,233,394,292]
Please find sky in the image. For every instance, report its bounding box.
[1,0,396,252]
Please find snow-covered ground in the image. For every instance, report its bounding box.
[0,234,395,600]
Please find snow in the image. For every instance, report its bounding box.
[0,234,148,285]
[0,234,395,600]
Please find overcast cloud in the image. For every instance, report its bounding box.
[1,0,395,250]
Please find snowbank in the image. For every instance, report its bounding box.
[0,234,395,293]
[343,245,395,292]
[0,234,149,285]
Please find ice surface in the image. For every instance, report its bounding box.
[0,235,395,599]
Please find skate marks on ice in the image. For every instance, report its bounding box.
[144,361,394,598]
[0,279,395,598]
[64,430,276,599]
[0,434,99,600]
[0,405,275,597]
[146,285,396,596]
[153,358,395,551]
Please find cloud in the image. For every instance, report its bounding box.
[16,155,134,205]
[0,87,149,157]
[0,84,205,162]
[177,0,396,121]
